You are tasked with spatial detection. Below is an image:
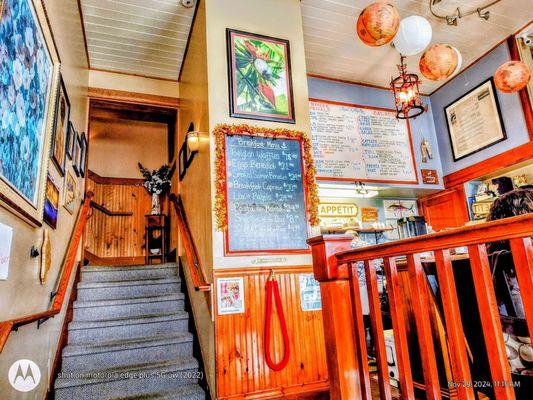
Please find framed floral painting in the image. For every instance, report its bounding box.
[0,0,60,226]
[51,75,70,176]
[226,29,295,123]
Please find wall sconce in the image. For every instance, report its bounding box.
[186,131,200,154]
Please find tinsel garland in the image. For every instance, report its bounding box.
[213,123,320,231]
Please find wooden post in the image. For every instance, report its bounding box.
[308,235,361,400]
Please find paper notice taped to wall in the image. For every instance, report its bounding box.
[0,222,14,280]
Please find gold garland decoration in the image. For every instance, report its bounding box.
[213,123,320,231]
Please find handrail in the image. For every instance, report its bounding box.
[308,213,533,280]
[0,191,94,353]
[90,200,133,216]
[169,193,210,291]
[308,213,533,400]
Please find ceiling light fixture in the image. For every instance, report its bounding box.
[390,56,427,119]
[430,0,502,26]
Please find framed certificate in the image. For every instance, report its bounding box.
[445,78,506,161]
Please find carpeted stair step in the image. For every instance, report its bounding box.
[54,357,201,400]
[76,277,181,301]
[73,293,185,320]
[103,385,206,400]
[68,312,190,344]
[61,332,194,372]
[81,264,178,283]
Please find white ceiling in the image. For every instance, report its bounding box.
[301,0,533,93]
[80,0,195,80]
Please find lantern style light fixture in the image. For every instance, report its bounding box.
[390,56,427,119]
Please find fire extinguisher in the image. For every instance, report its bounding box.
[264,270,290,371]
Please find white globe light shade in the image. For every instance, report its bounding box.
[451,46,462,77]
[393,16,433,56]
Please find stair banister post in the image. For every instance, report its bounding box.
[307,235,362,400]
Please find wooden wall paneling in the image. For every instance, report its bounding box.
[85,174,151,264]
[214,267,329,399]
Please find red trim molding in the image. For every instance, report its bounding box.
[443,141,533,188]
[507,35,533,140]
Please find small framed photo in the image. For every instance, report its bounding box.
[445,78,506,161]
[79,132,88,178]
[66,121,75,160]
[217,277,245,315]
[72,132,82,177]
[43,175,60,229]
[226,29,295,124]
[63,171,77,214]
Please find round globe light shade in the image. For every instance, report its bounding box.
[451,47,463,77]
[356,2,400,47]
[419,44,461,81]
[494,61,531,93]
[393,16,432,56]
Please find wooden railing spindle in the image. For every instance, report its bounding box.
[383,257,415,400]
[363,259,392,400]
[468,244,515,400]
[407,253,442,400]
[434,249,475,400]
[509,237,533,337]
[348,263,372,400]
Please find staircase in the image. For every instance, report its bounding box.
[54,263,206,400]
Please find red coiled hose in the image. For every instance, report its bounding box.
[264,274,290,371]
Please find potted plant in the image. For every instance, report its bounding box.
[138,163,172,215]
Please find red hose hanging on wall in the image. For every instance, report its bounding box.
[264,272,291,371]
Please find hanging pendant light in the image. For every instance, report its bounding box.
[356,2,400,47]
[393,15,432,56]
[494,61,531,93]
[390,56,427,119]
[419,44,462,81]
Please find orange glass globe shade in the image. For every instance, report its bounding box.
[419,44,459,81]
[494,61,531,93]
[356,2,400,47]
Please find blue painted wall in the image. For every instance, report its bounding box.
[429,43,530,175]
[307,76,444,189]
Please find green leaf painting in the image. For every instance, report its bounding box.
[228,30,294,123]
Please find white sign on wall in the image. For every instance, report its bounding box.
[309,99,417,184]
[0,222,14,280]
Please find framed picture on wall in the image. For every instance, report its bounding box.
[43,175,60,229]
[0,0,60,227]
[79,132,88,178]
[226,29,295,124]
[66,121,75,159]
[72,132,81,177]
[445,78,506,161]
[51,75,70,176]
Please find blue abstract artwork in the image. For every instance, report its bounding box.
[0,0,53,206]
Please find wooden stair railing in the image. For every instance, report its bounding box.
[0,192,94,353]
[308,214,533,400]
[169,193,210,292]
[90,200,133,216]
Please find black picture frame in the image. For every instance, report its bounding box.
[51,75,71,176]
[66,121,75,160]
[444,77,507,161]
[79,132,88,178]
[72,131,81,177]
[226,28,295,124]
[185,122,198,166]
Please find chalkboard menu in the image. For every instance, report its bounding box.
[225,134,309,253]
[309,99,417,183]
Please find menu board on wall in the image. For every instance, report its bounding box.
[309,99,418,183]
[225,134,308,253]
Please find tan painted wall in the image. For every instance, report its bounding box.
[89,70,180,98]
[88,119,168,179]
[204,0,313,269]
[170,1,216,397]
[0,0,89,398]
